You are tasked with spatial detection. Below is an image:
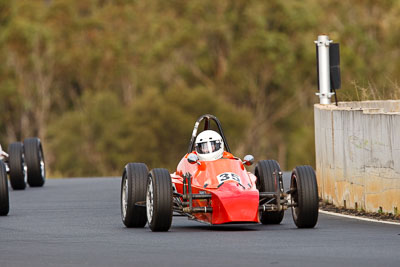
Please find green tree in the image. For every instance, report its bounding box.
[1,0,400,176]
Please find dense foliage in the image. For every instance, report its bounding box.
[1,0,399,177]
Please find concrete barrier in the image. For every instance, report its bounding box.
[314,100,400,214]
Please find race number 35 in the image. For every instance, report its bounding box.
[217,172,241,184]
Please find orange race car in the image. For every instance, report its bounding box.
[120,114,319,232]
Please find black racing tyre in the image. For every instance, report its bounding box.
[8,142,26,190]
[121,163,149,228]
[290,165,319,228]
[146,168,173,232]
[255,160,284,224]
[0,160,10,216]
[23,138,45,187]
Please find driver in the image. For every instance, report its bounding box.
[194,130,224,161]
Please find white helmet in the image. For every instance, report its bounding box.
[195,130,224,161]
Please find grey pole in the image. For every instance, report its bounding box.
[315,35,335,104]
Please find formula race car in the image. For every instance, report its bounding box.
[120,114,319,231]
[0,137,46,190]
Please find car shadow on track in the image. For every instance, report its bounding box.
[170,223,317,233]
[172,225,258,232]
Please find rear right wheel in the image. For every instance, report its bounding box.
[121,163,148,228]
[8,142,26,190]
[0,160,10,216]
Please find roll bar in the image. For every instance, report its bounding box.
[187,114,231,153]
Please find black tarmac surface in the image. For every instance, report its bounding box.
[1,176,399,267]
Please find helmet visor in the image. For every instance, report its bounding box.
[196,140,222,154]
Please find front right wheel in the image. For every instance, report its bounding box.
[290,165,319,228]
[146,168,173,232]
[0,160,10,216]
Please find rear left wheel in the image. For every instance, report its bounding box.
[255,160,285,224]
[146,168,173,232]
[8,142,26,190]
[23,138,45,187]
[0,160,10,216]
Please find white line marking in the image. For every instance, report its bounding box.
[319,209,400,226]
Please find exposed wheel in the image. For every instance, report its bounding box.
[255,160,284,224]
[290,165,319,228]
[121,163,149,228]
[0,160,9,216]
[146,168,173,232]
[8,142,26,190]
[23,138,45,187]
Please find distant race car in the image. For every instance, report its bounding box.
[0,137,45,190]
[0,137,46,216]
[120,114,319,231]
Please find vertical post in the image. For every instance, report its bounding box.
[315,35,335,104]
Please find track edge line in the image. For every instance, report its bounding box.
[319,209,400,225]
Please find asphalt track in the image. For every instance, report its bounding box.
[1,176,399,267]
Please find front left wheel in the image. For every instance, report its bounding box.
[8,142,26,190]
[290,165,319,228]
[0,160,10,216]
[146,168,173,232]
